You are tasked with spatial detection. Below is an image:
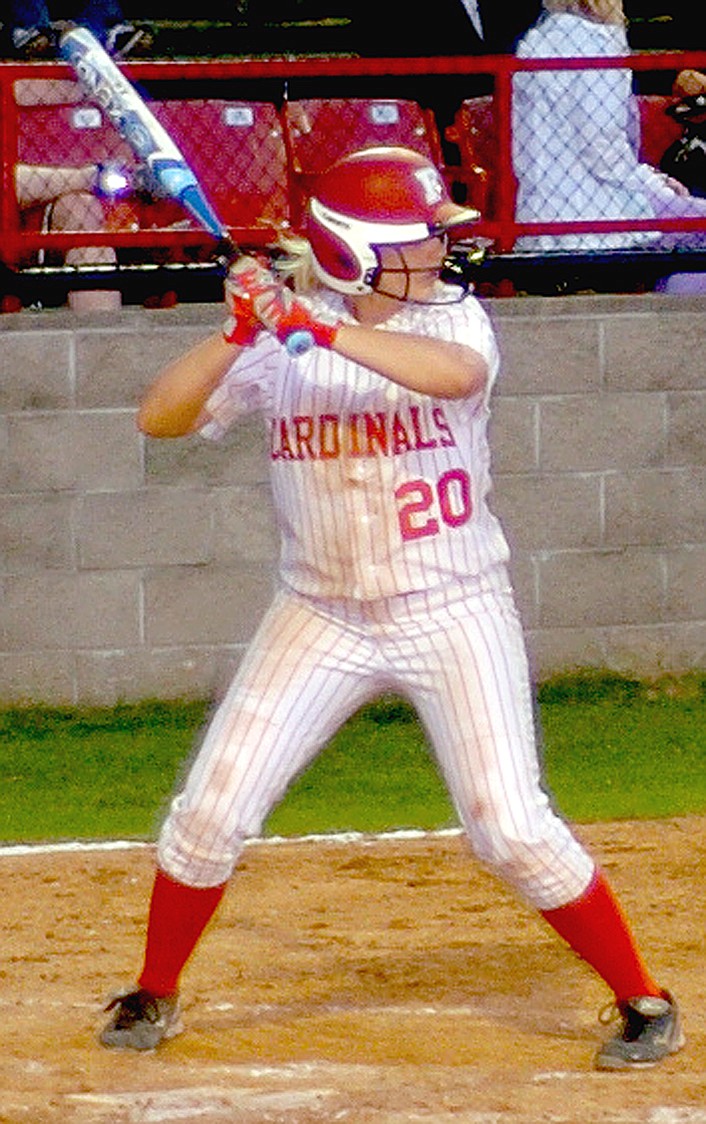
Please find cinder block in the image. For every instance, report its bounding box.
[538,549,665,628]
[0,651,77,705]
[665,545,706,621]
[2,411,141,492]
[539,394,666,471]
[668,391,706,466]
[493,316,602,395]
[605,468,706,546]
[604,310,706,391]
[526,627,608,679]
[489,398,538,474]
[601,621,706,675]
[76,646,241,705]
[144,421,269,487]
[144,566,274,646]
[493,474,602,551]
[0,332,72,412]
[76,323,213,408]
[0,494,74,573]
[211,485,278,565]
[2,299,706,704]
[0,571,141,650]
[76,489,214,569]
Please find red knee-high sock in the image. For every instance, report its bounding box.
[540,869,661,1005]
[138,869,226,997]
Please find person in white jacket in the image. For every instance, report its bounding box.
[511,0,706,252]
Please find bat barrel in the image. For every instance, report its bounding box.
[61,26,229,249]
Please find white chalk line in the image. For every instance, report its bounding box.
[0,826,463,859]
[16,1055,706,1119]
[67,1085,337,1119]
[61,1082,706,1124]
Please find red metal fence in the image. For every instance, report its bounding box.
[2,50,706,293]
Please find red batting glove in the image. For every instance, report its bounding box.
[226,256,341,353]
[222,290,262,346]
[223,257,267,346]
[255,287,341,350]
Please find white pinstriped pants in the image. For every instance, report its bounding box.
[158,573,595,910]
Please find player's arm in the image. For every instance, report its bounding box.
[137,333,238,438]
[138,273,263,437]
[332,324,487,400]
[227,258,488,400]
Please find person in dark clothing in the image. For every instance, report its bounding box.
[342,0,542,139]
[4,0,150,58]
[352,0,542,57]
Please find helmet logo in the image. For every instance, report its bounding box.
[414,166,444,206]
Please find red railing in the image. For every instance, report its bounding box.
[1,49,706,269]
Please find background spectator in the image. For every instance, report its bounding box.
[511,0,706,252]
[16,159,127,309]
[16,160,122,267]
[659,69,706,199]
[4,0,150,58]
[353,0,542,56]
[346,0,543,143]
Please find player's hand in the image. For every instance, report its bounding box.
[223,290,262,346]
[223,257,266,346]
[226,256,341,353]
[256,287,341,350]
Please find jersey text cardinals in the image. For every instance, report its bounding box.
[269,403,456,461]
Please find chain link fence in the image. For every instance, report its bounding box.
[2,50,706,298]
[509,16,706,254]
[10,77,293,268]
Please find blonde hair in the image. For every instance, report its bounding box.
[271,233,321,294]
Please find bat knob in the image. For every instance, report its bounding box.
[285,330,315,356]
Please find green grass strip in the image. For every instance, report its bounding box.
[1,673,705,844]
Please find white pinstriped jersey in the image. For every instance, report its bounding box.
[201,288,511,600]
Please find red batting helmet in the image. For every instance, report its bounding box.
[306,146,479,295]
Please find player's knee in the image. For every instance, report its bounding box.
[156,797,250,888]
[465,818,593,907]
[472,827,545,881]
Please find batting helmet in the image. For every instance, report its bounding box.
[306,146,479,295]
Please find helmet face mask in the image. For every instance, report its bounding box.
[371,237,451,302]
[306,147,479,298]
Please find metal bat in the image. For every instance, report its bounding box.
[61,26,228,244]
[60,26,314,354]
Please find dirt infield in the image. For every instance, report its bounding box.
[3,817,706,1124]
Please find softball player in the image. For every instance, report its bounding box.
[101,147,681,1070]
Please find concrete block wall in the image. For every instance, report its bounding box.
[1,292,704,706]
